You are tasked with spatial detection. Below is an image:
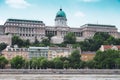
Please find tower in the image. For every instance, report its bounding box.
[55,8,67,27]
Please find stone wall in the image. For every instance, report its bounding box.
[0,35,12,45]
[0,69,120,74]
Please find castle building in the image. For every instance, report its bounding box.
[0,8,119,44]
[4,19,45,42]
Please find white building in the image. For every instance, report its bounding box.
[29,47,49,59]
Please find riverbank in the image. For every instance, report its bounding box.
[0,74,120,80]
[0,69,120,74]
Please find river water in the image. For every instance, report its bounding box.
[0,74,120,80]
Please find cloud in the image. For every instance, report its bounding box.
[5,0,30,8]
[0,20,5,25]
[74,11,86,18]
[79,0,100,2]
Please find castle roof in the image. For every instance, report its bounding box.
[56,8,66,18]
[81,24,116,28]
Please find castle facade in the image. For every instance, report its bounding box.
[0,8,119,45]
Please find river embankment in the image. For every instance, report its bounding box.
[0,69,120,74]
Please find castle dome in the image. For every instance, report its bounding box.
[56,8,66,18]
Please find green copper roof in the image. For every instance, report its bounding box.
[81,24,116,28]
[56,9,66,18]
[7,19,43,23]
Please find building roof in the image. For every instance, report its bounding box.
[49,47,70,50]
[29,47,49,50]
[6,19,43,23]
[81,24,116,28]
[102,45,120,50]
[102,45,113,50]
[56,8,66,18]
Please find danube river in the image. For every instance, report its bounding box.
[0,74,120,80]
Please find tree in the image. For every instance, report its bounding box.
[106,36,116,45]
[69,50,81,63]
[92,50,120,69]
[41,39,50,46]
[46,33,54,41]
[78,32,120,51]
[115,58,120,69]
[30,58,38,69]
[93,32,111,41]
[24,60,30,69]
[40,58,48,69]
[79,61,86,69]
[102,58,115,69]
[53,58,63,69]
[64,32,76,44]
[86,60,97,69]
[37,57,45,69]
[33,38,39,46]
[12,36,19,45]
[12,36,23,47]
[24,39,30,47]
[10,56,25,69]
[0,43,7,51]
[0,56,8,69]
[47,60,55,69]
[68,50,81,68]
[63,60,69,69]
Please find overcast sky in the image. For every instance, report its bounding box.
[0,0,120,30]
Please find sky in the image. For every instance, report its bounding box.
[0,0,120,30]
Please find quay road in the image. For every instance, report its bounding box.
[0,69,120,74]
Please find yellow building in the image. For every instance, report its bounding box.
[48,47,73,60]
[81,51,96,61]
[2,46,29,60]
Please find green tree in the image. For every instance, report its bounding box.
[24,60,29,69]
[69,50,81,63]
[10,56,25,69]
[24,39,30,47]
[12,36,23,47]
[93,50,120,69]
[102,58,115,69]
[69,50,81,68]
[12,36,19,45]
[115,58,120,69]
[38,43,45,47]
[78,32,120,51]
[46,33,54,41]
[47,60,55,68]
[40,58,48,69]
[30,58,38,69]
[33,38,39,46]
[54,58,63,69]
[86,60,97,69]
[79,61,86,69]
[41,39,50,46]
[0,43,7,51]
[0,56,8,69]
[37,57,45,69]
[63,60,69,69]
[64,32,76,44]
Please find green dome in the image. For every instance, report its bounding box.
[56,9,66,18]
